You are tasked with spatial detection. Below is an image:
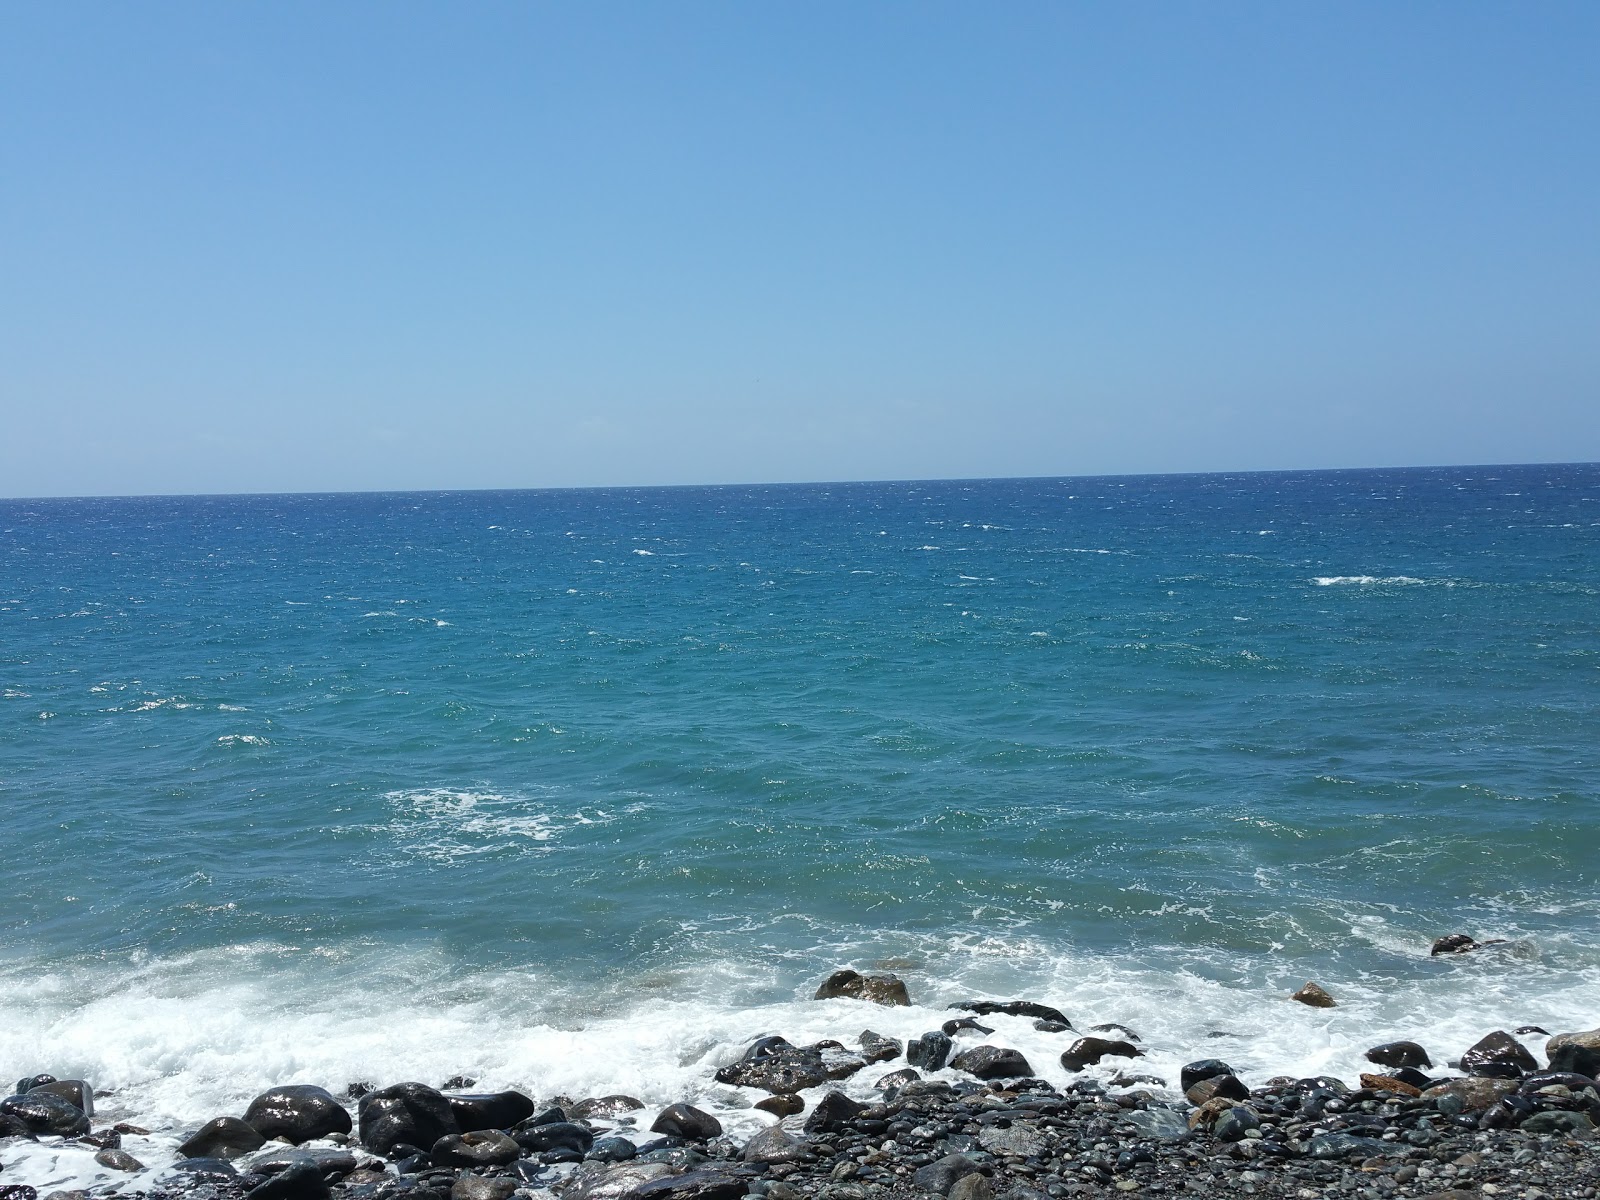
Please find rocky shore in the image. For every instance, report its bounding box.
[3,967,1597,1200]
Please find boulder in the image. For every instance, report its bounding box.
[951,1000,1070,1026]
[1522,1110,1597,1135]
[513,1120,594,1154]
[1291,981,1336,1008]
[857,1030,902,1063]
[1460,1031,1537,1079]
[1358,1073,1421,1097]
[627,1168,751,1200]
[1032,1020,1071,1034]
[1212,1106,1260,1142]
[949,1173,993,1200]
[446,1090,535,1132]
[1058,1037,1141,1072]
[1422,1076,1519,1113]
[913,1152,983,1196]
[977,1124,1044,1157]
[165,1157,240,1180]
[590,1136,638,1162]
[357,1082,459,1156]
[874,1068,919,1091]
[243,1147,357,1178]
[13,1074,56,1095]
[0,1091,90,1137]
[941,1018,994,1038]
[1185,1074,1249,1106]
[907,1031,953,1072]
[179,1116,267,1159]
[453,1178,518,1200]
[1123,1108,1189,1141]
[949,1045,1033,1080]
[1088,1023,1141,1041]
[802,1090,865,1134]
[714,1041,864,1093]
[1365,1041,1432,1070]
[431,1129,521,1168]
[813,969,911,1006]
[1546,1028,1600,1077]
[243,1085,352,1144]
[571,1094,645,1119]
[1431,933,1478,955]
[650,1103,722,1142]
[564,1163,676,1200]
[1179,1060,1236,1094]
[94,1148,142,1171]
[245,1160,331,1200]
[742,1125,805,1163]
[754,1094,804,1118]
[25,1080,92,1117]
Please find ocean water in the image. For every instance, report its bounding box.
[2,465,1598,1187]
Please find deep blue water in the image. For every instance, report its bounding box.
[2,465,1598,1159]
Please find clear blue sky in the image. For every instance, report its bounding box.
[3,2,1597,497]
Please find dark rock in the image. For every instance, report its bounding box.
[803,1090,866,1134]
[1522,1110,1597,1134]
[951,1000,1070,1026]
[525,1104,569,1126]
[431,1129,521,1168]
[1357,1073,1421,1097]
[166,1156,240,1180]
[1058,1037,1141,1072]
[25,1080,92,1117]
[1290,981,1336,1007]
[590,1136,638,1162]
[1179,1059,1236,1093]
[907,1031,953,1072]
[1088,1023,1140,1041]
[1307,1132,1382,1159]
[180,1116,267,1159]
[949,1174,993,1200]
[1421,1076,1518,1113]
[245,1160,331,1200]
[1515,1024,1550,1036]
[1460,1030,1537,1078]
[742,1126,805,1163]
[1365,1041,1432,1070]
[0,1113,36,1140]
[1185,1074,1249,1105]
[244,1147,357,1178]
[813,969,911,1006]
[571,1094,645,1119]
[564,1163,676,1200]
[713,1043,864,1093]
[357,1082,460,1156]
[76,1128,120,1149]
[452,1178,517,1200]
[857,1030,901,1063]
[753,1094,804,1118]
[243,1085,352,1144]
[1212,1106,1259,1142]
[343,1082,373,1099]
[627,1168,751,1200]
[1430,933,1478,955]
[1031,1020,1071,1034]
[1519,1069,1599,1093]
[13,1075,55,1095]
[514,1121,594,1153]
[949,1045,1032,1080]
[651,1103,722,1142]
[93,1148,142,1171]
[913,1152,983,1196]
[1391,1066,1433,1089]
[941,1018,995,1038]
[874,1068,919,1091]
[0,1092,90,1137]
[1122,1108,1189,1141]
[446,1090,535,1132]
[1546,1027,1600,1076]
[441,1075,476,1090]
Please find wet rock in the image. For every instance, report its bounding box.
[941,1018,995,1038]
[977,1124,1044,1157]
[0,1113,36,1140]
[572,1094,645,1120]
[180,1116,267,1159]
[0,1091,90,1137]
[1212,1106,1260,1142]
[357,1082,460,1156]
[1422,1076,1519,1113]
[949,1174,994,1200]
[1185,1074,1249,1106]
[432,1129,521,1168]
[874,1068,918,1091]
[243,1085,353,1144]
[1546,1027,1600,1076]
[1059,1037,1141,1072]
[1307,1132,1382,1159]
[515,1120,595,1154]
[1358,1073,1421,1097]
[245,1160,331,1200]
[1123,1108,1189,1141]
[446,1090,535,1131]
[803,1090,866,1134]
[1290,981,1336,1007]
[1186,1097,1234,1132]
[165,1156,240,1180]
[813,969,911,1006]
[565,1162,677,1200]
[627,1168,751,1200]
[1365,1040,1433,1070]
[25,1081,92,1117]
[13,1074,55,1095]
[907,1031,953,1072]
[1031,1020,1071,1034]
[1431,933,1485,955]
[714,1042,865,1093]
[244,1147,357,1178]
[452,1178,517,1200]
[651,1103,723,1142]
[1460,1030,1537,1078]
[1521,1110,1596,1134]
[952,1000,1071,1026]
[754,1094,804,1117]
[590,1135,639,1162]
[949,1045,1033,1080]
[76,1128,120,1149]
[1179,1059,1236,1093]
[857,1030,902,1063]
[743,1125,805,1163]
[913,1152,983,1196]
[93,1148,142,1171]
[1519,1069,1599,1093]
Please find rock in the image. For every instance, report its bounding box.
[565,1163,677,1200]
[913,1153,983,1196]
[907,1031,953,1072]
[951,1000,1071,1026]
[165,1156,240,1180]
[1430,934,1478,955]
[743,1126,805,1163]
[977,1124,1044,1157]
[1460,1030,1537,1078]
[1123,1108,1189,1141]
[1058,1037,1141,1072]
[1421,1076,1518,1113]
[714,1042,865,1093]
[514,1120,594,1153]
[452,1178,517,1200]
[446,1090,535,1131]
[754,1094,804,1117]
[1521,1110,1596,1134]
[0,1092,90,1137]
[244,1147,357,1178]
[25,1081,92,1117]
[949,1045,1033,1080]
[1358,1073,1421,1097]
[803,1090,866,1134]
[628,1169,751,1200]
[1546,1028,1600,1076]
[857,1031,902,1063]
[874,1068,918,1091]
[651,1103,722,1141]
[1212,1106,1260,1142]
[1365,1040,1432,1069]
[1290,981,1336,1007]
[941,1018,995,1038]
[93,1148,142,1171]
[1186,1097,1235,1132]
[246,1160,331,1200]
[1185,1074,1249,1105]
[813,969,911,1006]
[243,1085,352,1144]
[357,1082,459,1156]
[1179,1059,1236,1093]
[1032,1020,1071,1034]
[0,1112,36,1139]
[432,1129,521,1167]
[591,1136,638,1161]
[572,1094,646,1119]
[949,1174,994,1200]
[1307,1132,1382,1159]
[180,1115,268,1159]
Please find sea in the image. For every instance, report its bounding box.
[2,464,1598,1188]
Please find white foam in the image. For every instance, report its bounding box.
[1311,576,1431,586]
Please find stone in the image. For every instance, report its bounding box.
[1521,1110,1596,1134]
[590,1136,638,1162]
[949,1045,1033,1080]
[93,1148,142,1171]
[1358,1073,1421,1097]
[714,1043,865,1093]
[1421,1076,1518,1113]
[452,1178,517,1200]
[1460,1030,1537,1078]
[514,1120,594,1153]
[25,1081,92,1117]
[1212,1106,1260,1142]
[1546,1028,1600,1076]
[180,1115,268,1159]
[1366,1040,1432,1070]
[743,1126,805,1163]
[432,1129,521,1167]
[1307,1133,1382,1159]
[1186,1097,1235,1132]
[243,1085,352,1144]
[941,1018,995,1038]
[813,969,911,1006]
[907,1031,953,1072]
[914,1153,983,1196]
[754,1094,804,1117]
[977,1124,1044,1157]
[951,1000,1071,1026]
[1059,1037,1141,1072]
[0,1112,36,1139]
[949,1174,994,1200]
[357,1082,459,1156]
[1032,1020,1071,1034]
[857,1030,902,1063]
[1291,981,1336,1007]
[651,1103,723,1141]
[446,1090,535,1131]
[0,1092,90,1137]
[566,1163,678,1200]
[244,1147,357,1178]
[245,1161,331,1200]
[874,1068,918,1091]
[1123,1108,1189,1141]
[1185,1074,1249,1106]
[572,1094,646,1119]
[627,1169,752,1200]
[803,1090,865,1134]
[1179,1059,1236,1093]
[1430,934,1478,955]
[165,1156,240,1180]
[13,1074,55,1094]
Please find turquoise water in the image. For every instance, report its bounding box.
[2,466,1598,1179]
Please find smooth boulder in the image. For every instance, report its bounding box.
[1180,1059,1236,1093]
[26,1080,92,1117]
[1365,1041,1432,1070]
[1059,1037,1140,1072]
[432,1130,521,1168]
[0,1091,90,1137]
[949,1045,1033,1080]
[357,1082,459,1156]
[906,1031,953,1072]
[1291,981,1336,1008]
[952,1000,1071,1026]
[803,1090,865,1134]
[1546,1028,1600,1077]
[1460,1031,1537,1079]
[180,1116,267,1159]
[243,1085,352,1144]
[446,1090,535,1132]
[813,969,911,1006]
[650,1103,722,1142]
[571,1094,645,1120]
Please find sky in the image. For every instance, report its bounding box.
[2,2,1597,497]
